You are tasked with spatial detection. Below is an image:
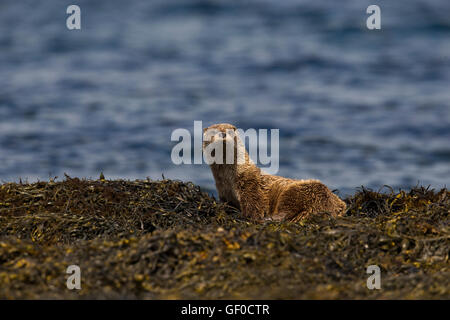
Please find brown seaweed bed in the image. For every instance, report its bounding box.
[0,176,448,299]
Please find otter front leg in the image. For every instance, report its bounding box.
[236,183,266,220]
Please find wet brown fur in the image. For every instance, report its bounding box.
[203,123,347,222]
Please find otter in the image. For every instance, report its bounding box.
[203,123,346,222]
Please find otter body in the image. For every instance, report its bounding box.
[203,123,346,222]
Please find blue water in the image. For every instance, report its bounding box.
[0,0,449,196]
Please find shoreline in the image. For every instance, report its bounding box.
[0,177,448,299]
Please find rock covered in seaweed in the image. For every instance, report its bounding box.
[0,177,448,299]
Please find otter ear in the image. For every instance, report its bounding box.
[203,127,208,133]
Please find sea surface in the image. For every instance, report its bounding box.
[0,0,449,196]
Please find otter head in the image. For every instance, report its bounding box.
[202,123,239,165]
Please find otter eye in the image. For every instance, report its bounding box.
[218,132,226,138]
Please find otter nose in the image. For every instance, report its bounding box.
[217,132,226,139]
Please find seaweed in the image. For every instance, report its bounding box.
[0,176,448,299]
